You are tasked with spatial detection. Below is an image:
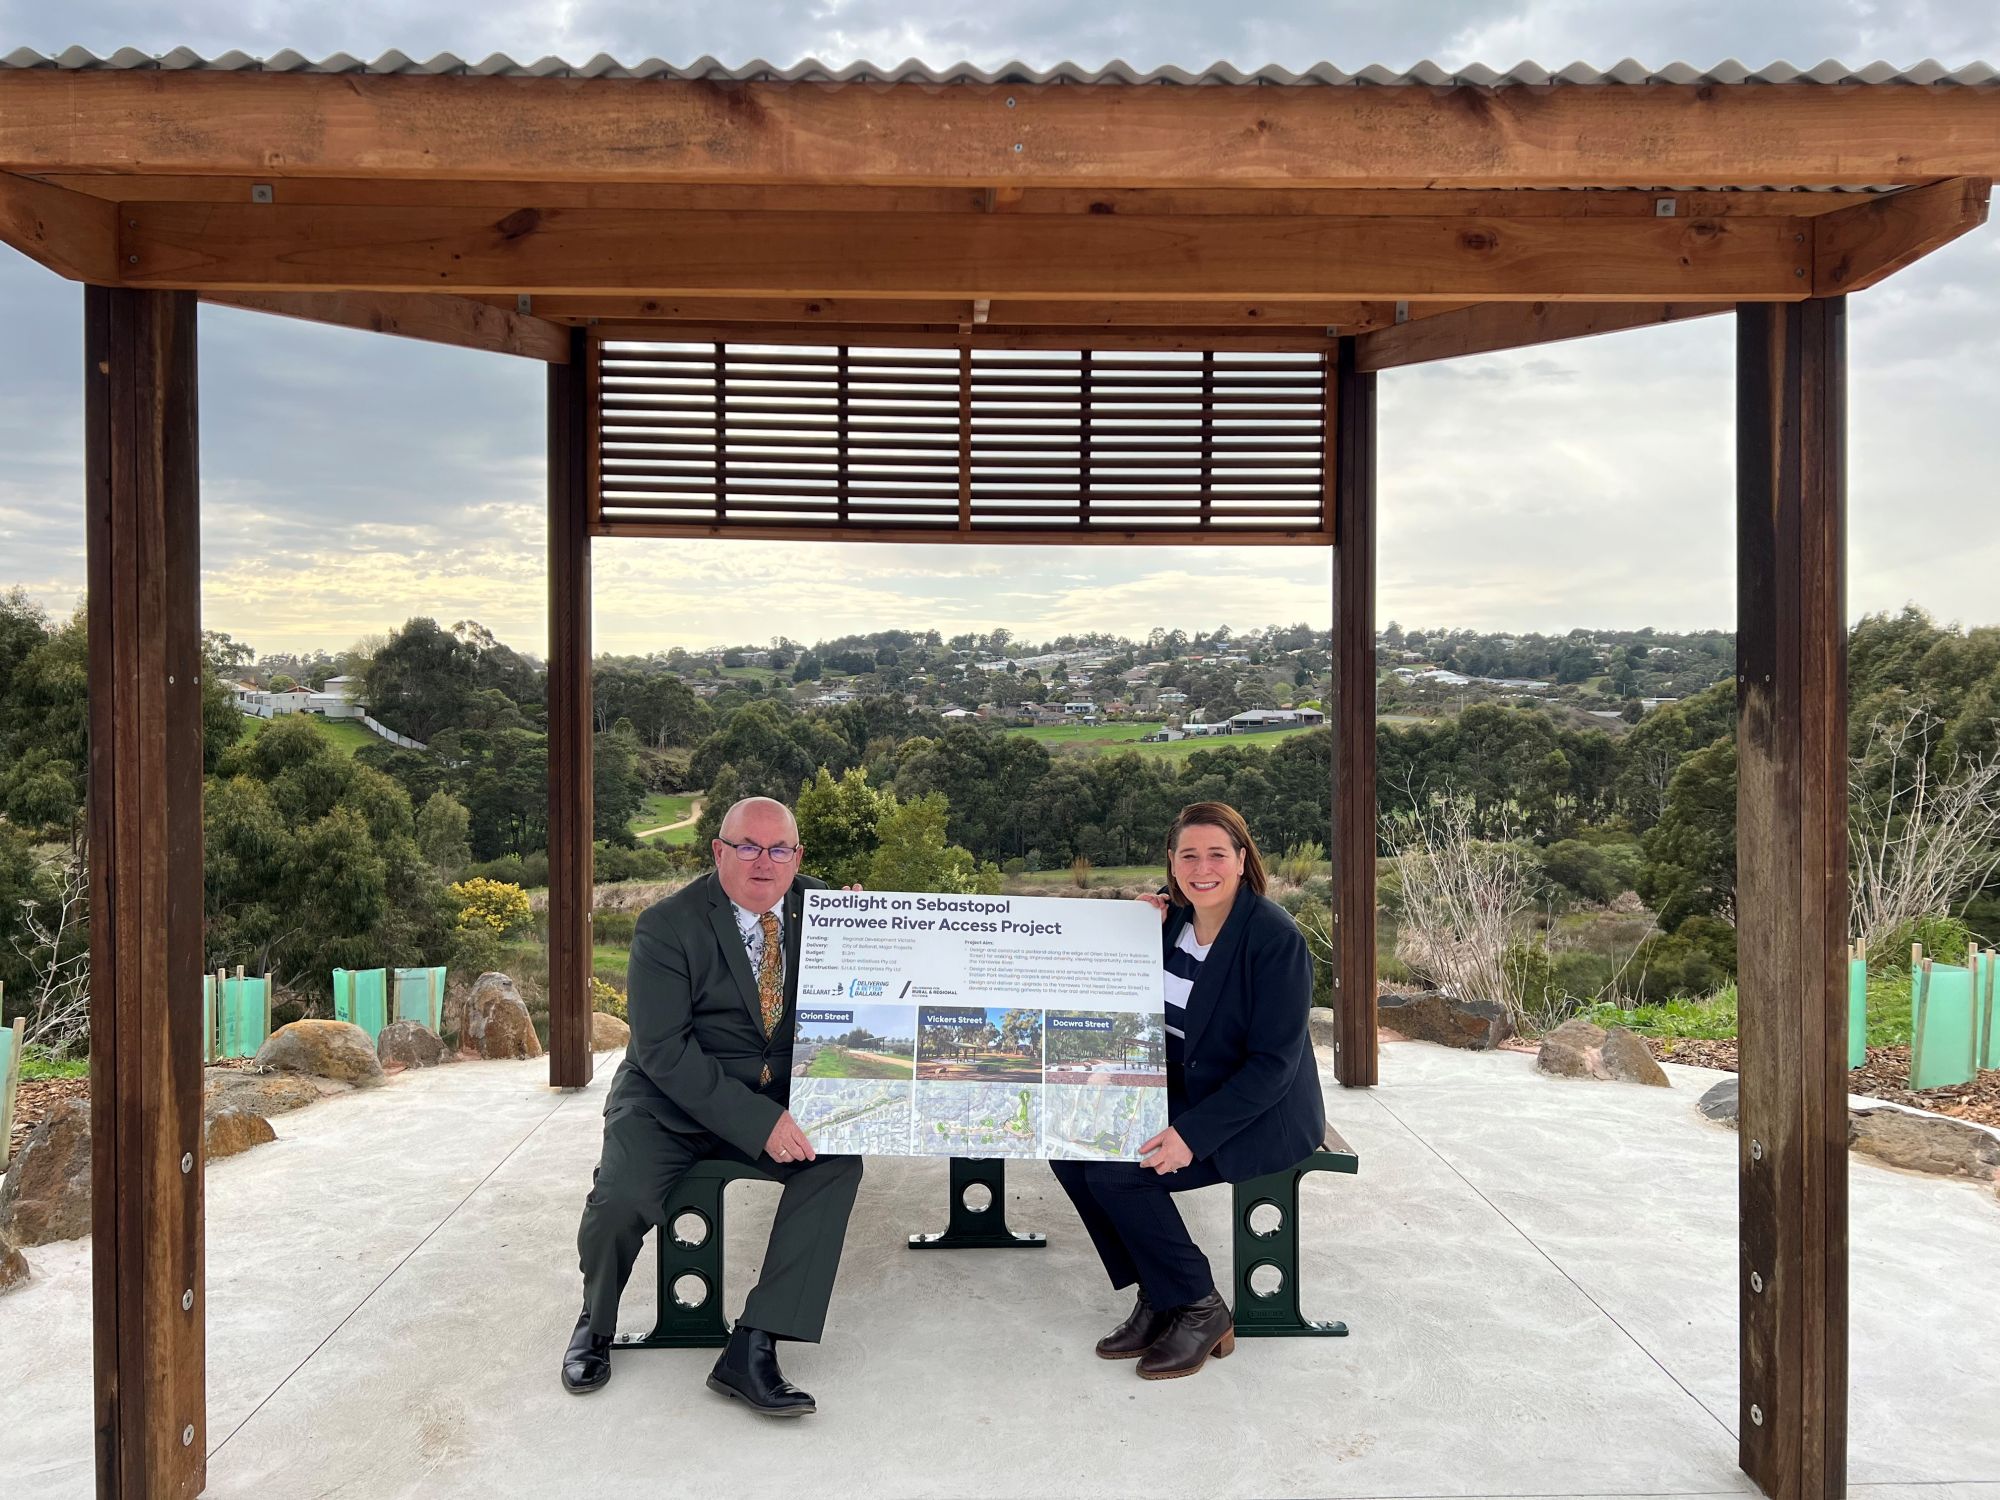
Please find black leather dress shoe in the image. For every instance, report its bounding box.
[561,1308,614,1394]
[1096,1290,1174,1360]
[1136,1290,1235,1380]
[706,1324,817,1417]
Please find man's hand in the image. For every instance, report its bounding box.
[1139,1126,1192,1175]
[764,1111,816,1165]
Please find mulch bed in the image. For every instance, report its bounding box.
[8,1056,263,1164]
[1656,1037,2000,1129]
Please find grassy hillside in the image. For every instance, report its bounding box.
[241,712,380,758]
[1005,719,1317,761]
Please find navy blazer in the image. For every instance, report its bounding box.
[1165,882,1326,1182]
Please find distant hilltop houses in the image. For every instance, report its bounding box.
[229,673,429,751]
[231,674,363,720]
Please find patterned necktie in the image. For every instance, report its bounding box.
[756,910,783,1085]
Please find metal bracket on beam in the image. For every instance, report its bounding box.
[1394,300,1410,325]
[1655,197,1679,218]
[250,184,273,204]
[516,294,533,315]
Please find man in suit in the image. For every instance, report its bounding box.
[562,796,862,1416]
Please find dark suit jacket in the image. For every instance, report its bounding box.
[1165,882,1326,1181]
[606,868,827,1159]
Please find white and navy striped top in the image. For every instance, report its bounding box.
[1162,923,1213,1065]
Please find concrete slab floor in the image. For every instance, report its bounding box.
[2,1042,1995,1500]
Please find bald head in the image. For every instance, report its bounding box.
[712,796,803,913]
[718,796,798,844]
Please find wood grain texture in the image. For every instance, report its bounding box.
[536,295,1398,329]
[6,73,2000,186]
[1329,340,1379,1088]
[1354,300,1731,370]
[1735,298,1849,1500]
[85,286,206,1500]
[0,170,119,281]
[200,290,573,361]
[116,204,1814,300]
[32,175,1864,217]
[1812,176,1990,295]
[546,328,596,1090]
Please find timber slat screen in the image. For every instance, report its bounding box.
[593,341,1332,544]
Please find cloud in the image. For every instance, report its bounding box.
[4,0,2000,654]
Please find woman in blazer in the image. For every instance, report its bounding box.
[1049,800,1325,1380]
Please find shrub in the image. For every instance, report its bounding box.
[590,976,627,1021]
[448,877,534,937]
[1539,839,1622,906]
[1070,854,1093,889]
[592,910,637,945]
[1278,840,1327,886]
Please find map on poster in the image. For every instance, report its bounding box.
[788,890,1169,1161]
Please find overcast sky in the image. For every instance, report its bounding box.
[3,1,1997,656]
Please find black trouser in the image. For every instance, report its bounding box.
[1049,1157,1226,1310]
[577,1099,862,1342]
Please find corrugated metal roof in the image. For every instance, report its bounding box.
[1,49,1996,85]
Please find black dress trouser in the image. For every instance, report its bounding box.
[1048,1157,1226,1310]
[577,1097,862,1342]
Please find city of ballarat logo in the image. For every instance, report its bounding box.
[801,982,846,998]
[846,978,889,998]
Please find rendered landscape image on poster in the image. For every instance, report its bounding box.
[1043,1010,1170,1159]
[914,1080,1044,1157]
[915,1006,1043,1081]
[794,1004,917,1078]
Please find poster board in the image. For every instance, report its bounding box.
[788,891,1167,1161]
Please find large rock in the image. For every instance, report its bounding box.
[1696,1076,1740,1127]
[592,1011,631,1051]
[0,1098,93,1246]
[1536,1018,1606,1078]
[205,1107,276,1161]
[204,1068,345,1120]
[1599,1027,1671,1087]
[254,1020,385,1087]
[1379,990,1512,1051]
[1849,1108,2000,1180]
[453,972,543,1060]
[377,1020,445,1073]
[1537,1019,1670,1086]
[0,1226,27,1296]
[1306,1006,1339,1050]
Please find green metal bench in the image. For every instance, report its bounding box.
[621,1130,1358,1349]
[1231,1124,1358,1339]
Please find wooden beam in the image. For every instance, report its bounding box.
[547,328,595,1091]
[1735,298,1849,1500]
[1355,300,1731,370]
[1329,339,1378,1088]
[85,286,206,1500]
[117,204,1814,300]
[200,290,573,362]
[527,294,1400,329]
[1812,177,1991,295]
[590,519,1333,546]
[591,322,1341,352]
[6,73,2000,186]
[0,170,120,281]
[31,175,1863,218]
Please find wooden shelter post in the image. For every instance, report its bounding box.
[547,327,595,1089]
[84,285,207,1500]
[1735,297,1850,1500]
[1329,338,1379,1087]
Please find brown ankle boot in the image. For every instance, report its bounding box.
[1096,1291,1173,1359]
[1136,1291,1234,1380]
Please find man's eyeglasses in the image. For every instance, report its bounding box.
[715,838,800,864]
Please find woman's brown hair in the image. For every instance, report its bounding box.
[1163,801,1269,906]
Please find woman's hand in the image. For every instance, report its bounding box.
[1139,1126,1193,1175]
[1135,892,1169,923]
